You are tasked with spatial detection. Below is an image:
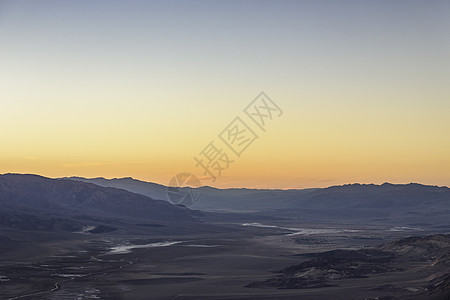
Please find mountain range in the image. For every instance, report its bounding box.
[1,173,449,299]
[1,174,449,233]
[66,176,450,226]
[0,174,201,232]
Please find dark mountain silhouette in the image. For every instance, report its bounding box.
[300,183,450,209]
[65,176,318,211]
[0,174,201,232]
[284,183,450,226]
[64,177,450,223]
[64,176,169,202]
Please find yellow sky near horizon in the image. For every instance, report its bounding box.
[1,1,449,188]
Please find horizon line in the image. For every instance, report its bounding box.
[1,173,449,190]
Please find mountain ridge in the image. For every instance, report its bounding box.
[63,175,449,191]
[63,175,450,211]
[0,174,202,232]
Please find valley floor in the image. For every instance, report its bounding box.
[0,221,449,300]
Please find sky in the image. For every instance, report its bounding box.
[0,0,449,189]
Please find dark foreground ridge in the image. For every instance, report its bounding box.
[247,249,397,289]
[247,234,450,298]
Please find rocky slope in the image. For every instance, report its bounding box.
[247,234,450,299]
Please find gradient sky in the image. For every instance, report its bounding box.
[1,0,449,188]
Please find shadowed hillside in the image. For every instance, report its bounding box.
[0,174,202,232]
